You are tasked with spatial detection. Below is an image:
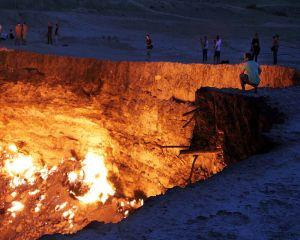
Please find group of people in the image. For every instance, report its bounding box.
[0,24,18,42]
[14,23,29,45]
[200,35,222,64]
[250,33,280,65]
[200,33,280,65]
[0,22,60,45]
[145,33,277,94]
[201,33,275,93]
[145,33,279,66]
[0,25,279,94]
[145,33,223,64]
[144,33,264,93]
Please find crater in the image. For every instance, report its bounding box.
[0,50,297,240]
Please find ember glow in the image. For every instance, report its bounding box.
[75,151,115,204]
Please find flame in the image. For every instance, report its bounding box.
[75,152,115,204]
[34,203,42,213]
[28,189,40,196]
[62,207,77,228]
[118,198,144,218]
[68,171,80,183]
[2,144,58,189]
[34,195,46,213]
[55,202,67,211]
[10,192,17,198]
[8,201,24,217]
[1,143,146,223]
[8,144,18,153]
[4,146,37,188]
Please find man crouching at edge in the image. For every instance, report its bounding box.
[240,52,262,93]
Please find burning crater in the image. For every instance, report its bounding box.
[0,51,297,240]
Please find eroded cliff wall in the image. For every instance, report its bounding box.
[0,51,297,102]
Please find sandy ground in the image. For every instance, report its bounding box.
[0,1,300,67]
[0,1,299,239]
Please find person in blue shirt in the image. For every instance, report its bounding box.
[240,52,262,93]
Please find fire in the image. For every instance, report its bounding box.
[62,207,77,228]
[11,192,17,198]
[75,152,115,204]
[68,171,79,183]
[3,145,37,188]
[8,201,24,217]
[55,202,68,211]
[118,198,144,218]
[1,143,144,227]
[8,144,18,152]
[2,144,58,189]
[28,189,40,196]
[34,203,42,213]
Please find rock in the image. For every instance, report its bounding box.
[16,224,23,233]
[192,87,283,164]
[5,195,14,203]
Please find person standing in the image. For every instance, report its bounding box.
[146,33,153,60]
[201,36,209,63]
[0,24,4,41]
[9,29,15,40]
[22,22,28,45]
[47,22,53,45]
[214,35,222,64]
[271,35,279,65]
[240,52,262,93]
[251,33,260,62]
[15,23,22,45]
[54,23,59,45]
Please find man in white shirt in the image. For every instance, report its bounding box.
[214,35,222,64]
[240,52,262,93]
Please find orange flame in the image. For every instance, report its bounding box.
[74,151,115,204]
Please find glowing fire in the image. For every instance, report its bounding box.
[68,171,79,183]
[74,152,115,204]
[4,144,37,188]
[8,201,24,218]
[2,144,57,189]
[1,143,144,227]
[62,207,77,228]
